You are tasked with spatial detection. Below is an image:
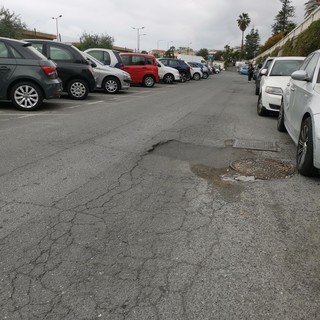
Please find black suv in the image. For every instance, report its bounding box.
[25,39,96,100]
[0,37,61,111]
[158,58,191,82]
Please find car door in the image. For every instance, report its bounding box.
[122,55,146,84]
[0,41,17,98]
[287,53,319,140]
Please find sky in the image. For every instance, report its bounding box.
[1,0,308,52]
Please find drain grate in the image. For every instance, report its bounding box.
[233,139,279,152]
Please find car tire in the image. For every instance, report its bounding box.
[296,117,318,177]
[11,81,43,111]
[103,77,120,94]
[257,94,267,116]
[277,100,287,132]
[193,73,201,81]
[180,72,187,83]
[143,75,155,87]
[67,79,89,100]
[163,73,174,84]
[202,72,209,79]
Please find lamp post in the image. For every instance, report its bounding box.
[132,26,144,52]
[139,33,146,52]
[187,42,192,54]
[52,15,62,41]
[157,40,164,50]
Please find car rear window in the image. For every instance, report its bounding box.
[26,45,47,60]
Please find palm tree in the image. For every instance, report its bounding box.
[237,13,251,59]
[304,0,320,18]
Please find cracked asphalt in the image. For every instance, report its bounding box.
[1,72,320,320]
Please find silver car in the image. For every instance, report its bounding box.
[277,50,320,176]
[84,53,131,94]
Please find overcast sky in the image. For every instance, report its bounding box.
[2,0,307,52]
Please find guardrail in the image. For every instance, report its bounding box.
[255,6,320,60]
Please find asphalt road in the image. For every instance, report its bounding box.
[1,72,319,320]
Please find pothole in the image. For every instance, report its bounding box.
[230,158,296,180]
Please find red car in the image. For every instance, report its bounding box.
[120,53,159,87]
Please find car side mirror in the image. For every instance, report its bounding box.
[291,70,309,81]
[260,68,267,76]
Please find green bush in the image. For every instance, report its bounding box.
[294,20,320,56]
[282,38,295,55]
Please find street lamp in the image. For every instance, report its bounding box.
[157,40,165,50]
[139,33,146,51]
[132,26,144,52]
[187,42,192,54]
[52,15,62,41]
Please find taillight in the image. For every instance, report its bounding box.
[119,63,124,70]
[42,66,57,78]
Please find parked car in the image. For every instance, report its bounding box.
[185,61,203,80]
[158,58,191,82]
[156,59,181,84]
[0,37,61,111]
[239,66,249,75]
[277,50,320,176]
[255,57,274,95]
[188,62,209,79]
[26,39,96,100]
[84,52,131,93]
[84,48,123,69]
[257,56,305,116]
[120,53,159,87]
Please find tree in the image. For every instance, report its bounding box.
[77,32,114,51]
[237,13,251,59]
[244,28,261,59]
[258,33,284,54]
[196,48,209,60]
[164,46,175,58]
[271,0,296,36]
[304,0,320,18]
[0,6,26,39]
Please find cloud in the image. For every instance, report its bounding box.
[1,0,307,51]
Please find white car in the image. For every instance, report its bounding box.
[156,59,181,84]
[185,61,203,81]
[257,56,305,116]
[277,50,320,176]
[84,53,131,93]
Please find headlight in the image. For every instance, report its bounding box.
[265,86,283,95]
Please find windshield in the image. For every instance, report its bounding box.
[270,60,303,76]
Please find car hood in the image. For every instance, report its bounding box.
[263,76,291,89]
[162,66,179,74]
[96,64,131,78]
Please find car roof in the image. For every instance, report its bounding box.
[272,56,305,61]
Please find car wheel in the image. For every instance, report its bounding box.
[143,75,155,87]
[180,72,187,83]
[11,81,43,111]
[277,100,287,132]
[257,94,267,116]
[186,73,191,81]
[203,72,208,79]
[67,79,89,100]
[193,73,201,81]
[163,73,174,84]
[103,77,120,94]
[296,117,318,176]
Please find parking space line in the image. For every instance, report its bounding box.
[86,101,104,105]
